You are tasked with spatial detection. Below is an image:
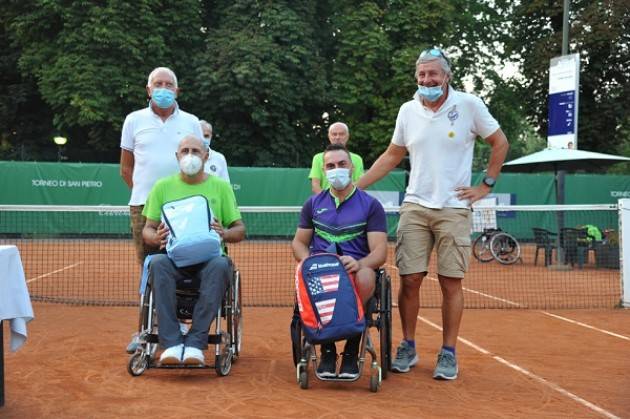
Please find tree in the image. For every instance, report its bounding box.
[1,0,541,168]
[4,0,203,160]
[189,0,329,167]
[501,0,630,155]
[0,7,55,160]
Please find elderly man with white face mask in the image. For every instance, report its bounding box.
[292,143,388,379]
[141,135,245,366]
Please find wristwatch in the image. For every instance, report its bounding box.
[482,176,496,188]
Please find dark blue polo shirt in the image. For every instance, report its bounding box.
[298,188,387,260]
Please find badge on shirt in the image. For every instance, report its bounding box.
[447,106,459,126]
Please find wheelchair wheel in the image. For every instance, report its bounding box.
[231,270,243,359]
[290,304,303,367]
[127,352,148,377]
[298,363,309,390]
[369,371,380,393]
[378,273,392,379]
[490,232,521,265]
[215,334,233,377]
[472,234,494,263]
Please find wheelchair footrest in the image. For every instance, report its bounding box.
[144,333,222,344]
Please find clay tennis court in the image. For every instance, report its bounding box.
[2,240,629,417]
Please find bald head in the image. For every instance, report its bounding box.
[328,122,350,146]
[178,135,204,151]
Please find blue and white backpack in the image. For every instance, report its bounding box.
[161,195,222,268]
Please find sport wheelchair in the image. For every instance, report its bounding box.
[127,257,242,377]
[290,268,392,392]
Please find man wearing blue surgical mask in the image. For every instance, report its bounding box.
[293,143,388,379]
[357,47,509,380]
[120,67,204,353]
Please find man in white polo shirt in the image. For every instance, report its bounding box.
[199,120,230,183]
[120,67,204,354]
[357,47,509,380]
[120,67,204,266]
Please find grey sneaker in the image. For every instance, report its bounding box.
[391,341,419,373]
[126,332,140,354]
[433,349,458,380]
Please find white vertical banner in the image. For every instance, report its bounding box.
[620,199,630,307]
[548,53,580,150]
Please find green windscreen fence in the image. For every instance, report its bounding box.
[3,161,628,207]
[0,162,405,236]
[1,161,629,237]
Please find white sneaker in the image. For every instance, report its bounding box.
[179,322,189,335]
[159,344,183,365]
[183,346,205,366]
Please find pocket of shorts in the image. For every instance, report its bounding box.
[396,230,419,269]
[454,236,471,272]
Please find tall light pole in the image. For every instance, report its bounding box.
[562,0,570,55]
[556,0,571,266]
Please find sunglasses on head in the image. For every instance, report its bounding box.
[420,48,450,65]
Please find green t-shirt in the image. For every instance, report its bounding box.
[143,174,241,228]
[308,151,364,190]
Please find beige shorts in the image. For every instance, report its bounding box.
[395,202,472,278]
[130,205,148,266]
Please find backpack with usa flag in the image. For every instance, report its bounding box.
[295,253,365,343]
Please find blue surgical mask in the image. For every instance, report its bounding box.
[326,168,351,190]
[202,137,211,150]
[417,84,444,102]
[151,88,176,109]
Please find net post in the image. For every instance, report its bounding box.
[620,199,630,308]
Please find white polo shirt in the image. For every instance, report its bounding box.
[120,104,204,205]
[204,149,230,182]
[392,86,500,209]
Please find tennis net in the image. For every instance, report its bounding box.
[0,204,623,308]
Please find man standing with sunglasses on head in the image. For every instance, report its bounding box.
[357,47,509,380]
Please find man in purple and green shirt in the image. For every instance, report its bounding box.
[292,143,388,379]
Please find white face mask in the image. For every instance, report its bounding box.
[326,167,351,190]
[179,154,203,176]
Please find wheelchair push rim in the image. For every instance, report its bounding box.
[378,272,392,379]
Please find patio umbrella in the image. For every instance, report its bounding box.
[502,148,630,174]
[502,147,630,266]
[502,147,630,204]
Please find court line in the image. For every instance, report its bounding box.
[388,264,630,342]
[539,311,630,342]
[426,274,630,342]
[26,262,83,283]
[417,315,621,419]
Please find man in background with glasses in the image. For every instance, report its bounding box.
[357,47,509,380]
